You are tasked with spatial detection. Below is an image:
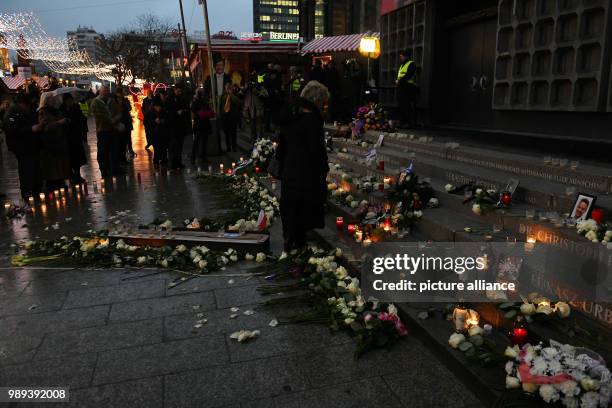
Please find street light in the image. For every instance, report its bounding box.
[359,36,380,86]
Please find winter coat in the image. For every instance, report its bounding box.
[277,97,329,229]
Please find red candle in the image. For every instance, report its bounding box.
[500,191,512,206]
[336,217,344,230]
[378,160,385,171]
[511,327,528,345]
[591,208,605,224]
[383,218,391,231]
[347,224,356,234]
[255,167,261,173]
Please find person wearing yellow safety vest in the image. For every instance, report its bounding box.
[396,50,419,128]
[288,66,304,102]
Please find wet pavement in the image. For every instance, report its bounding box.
[0,121,485,407]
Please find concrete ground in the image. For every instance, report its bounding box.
[0,121,485,408]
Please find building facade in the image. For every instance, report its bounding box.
[380,0,612,142]
[299,0,380,41]
[67,26,102,62]
[253,0,301,42]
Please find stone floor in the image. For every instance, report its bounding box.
[0,121,485,407]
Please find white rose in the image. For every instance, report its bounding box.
[428,198,439,207]
[504,345,519,358]
[161,259,169,268]
[387,304,398,315]
[468,326,483,337]
[230,255,238,262]
[256,252,266,263]
[335,248,342,257]
[506,376,521,389]
[444,184,454,192]
[539,384,560,404]
[536,303,553,315]
[520,303,536,316]
[580,377,600,391]
[344,317,354,325]
[555,301,571,318]
[334,266,348,279]
[137,256,147,265]
[198,260,207,269]
[472,204,482,215]
[176,244,187,253]
[448,333,465,349]
[413,210,423,218]
[475,188,483,195]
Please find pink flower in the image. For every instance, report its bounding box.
[364,313,373,323]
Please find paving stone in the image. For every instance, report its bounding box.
[0,353,96,389]
[164,303,276,340]
[0,336,42,366]
[36,318,163,360]
[164,355,310,408]
[165,274,256,296]
[63,377,163,408]
[63,279,166,309]
[294,339,433,388]
[243,377,404,408]
[0,278,29,298]
[19,269,127,295]
[108,291,216,322]
[214,284,265,309]
[93,335,228,385]
[0,305,109,339]
[383,367,484,408]
[0,291,67,317]
[226,324,351,363]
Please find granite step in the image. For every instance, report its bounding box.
[331,137,612,215]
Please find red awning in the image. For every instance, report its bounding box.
[1,75,26,90]
[34,76,49,89]
[301,32,380,55]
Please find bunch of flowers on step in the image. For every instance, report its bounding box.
[11,235,248,275]
[251,138,276,170]
[576,219,611,245]
[257,247,408,358]
[353,103,391,133]
[504,340,611,408]
[447,184,500,215]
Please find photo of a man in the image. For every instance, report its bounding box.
[571,194,596,221]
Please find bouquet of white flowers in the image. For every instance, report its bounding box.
[504,340,611,408]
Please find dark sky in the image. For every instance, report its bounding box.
[2,0,253,37]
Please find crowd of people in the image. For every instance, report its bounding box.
[0,85,94,204]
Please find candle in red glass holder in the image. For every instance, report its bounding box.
[255,167,261,173]
[347,224,356,234]
[591,208,605,224]
[336,217,344,230]
[378,160,385,171]
[511,317,528,345]
[500,191,512,206]
[383,218,391,231]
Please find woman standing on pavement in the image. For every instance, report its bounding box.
[276,80,330,251]
[190,88,214,164]
[219,82,241,153]
[38,95,71,190]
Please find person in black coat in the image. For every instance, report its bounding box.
[144,98,169,167]
[60,94,88,183]
[165,84,190,169]
[3,93,42,202]
[190,88,214,163]
[277,80,330,251]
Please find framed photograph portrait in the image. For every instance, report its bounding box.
[570,193,596,221]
